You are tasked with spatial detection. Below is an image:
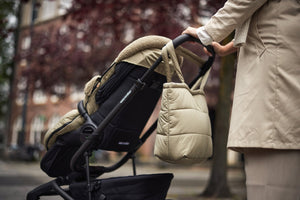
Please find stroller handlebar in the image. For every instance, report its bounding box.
[173,34,215,58]
[172,34,215,83]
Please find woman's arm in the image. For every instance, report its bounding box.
[183,0,268,44]
[204,0,267,43]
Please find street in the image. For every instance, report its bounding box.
[0,159,246,200]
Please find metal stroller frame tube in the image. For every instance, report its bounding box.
[70,34,215,173]
[27,178,73,200]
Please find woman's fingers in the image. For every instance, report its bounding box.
[182,27,198,38]
[203,47,213,57]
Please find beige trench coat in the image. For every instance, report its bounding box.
[204,0,300,151]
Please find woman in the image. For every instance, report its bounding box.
[183,0,300,199]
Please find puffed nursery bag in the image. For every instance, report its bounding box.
[154,41,213,164]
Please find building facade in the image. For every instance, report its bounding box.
[7,0,82,158]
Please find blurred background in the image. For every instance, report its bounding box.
[0,0,245,199]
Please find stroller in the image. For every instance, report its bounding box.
[26,34,215,200]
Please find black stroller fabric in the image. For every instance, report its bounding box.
[69,173,174,200]
[92,62,165,151]
[40,130,84,177]
[40,61,165,177]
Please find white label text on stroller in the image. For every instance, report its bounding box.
[118,141,130,145]
[120,90,132,104]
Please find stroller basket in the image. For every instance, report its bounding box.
[69,173,173,200]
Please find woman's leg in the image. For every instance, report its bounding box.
[244,149,300,200]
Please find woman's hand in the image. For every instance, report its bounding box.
[205,41,238,57]
[182,27,238,57]
[182,27,198,39]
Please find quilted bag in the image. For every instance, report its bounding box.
[154,41,213,164]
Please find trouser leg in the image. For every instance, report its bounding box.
[244,149,300,200]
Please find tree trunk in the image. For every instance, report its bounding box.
[201,35,236,198]
[4,1,22,152]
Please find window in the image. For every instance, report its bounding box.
[70,84,84,102]
[53,83,66,96]
[11,116,22,147]
[22,36,31,50]
[29,115,45,145]
[39,0,58,21]
[50,94,59,103]
[33,89,47,104]
[58,0,72,15]
[47,114,61,129]
[16,77,29,106]
[15,92,25,106]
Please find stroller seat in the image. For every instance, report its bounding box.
[40,61,166,178]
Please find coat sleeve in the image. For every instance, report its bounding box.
[204,0,268,43]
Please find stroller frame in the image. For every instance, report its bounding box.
[26,34,215,200]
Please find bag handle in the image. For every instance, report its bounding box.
[191,68,211,91]
[161,41,210,91]
[162,42,184,82]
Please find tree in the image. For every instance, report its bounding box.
[0,0,19,150]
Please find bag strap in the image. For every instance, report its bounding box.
[191,68,211,91]
[161,41,210,92]
[161,42,184,82]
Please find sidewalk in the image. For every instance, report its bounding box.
[0,159,246,200]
